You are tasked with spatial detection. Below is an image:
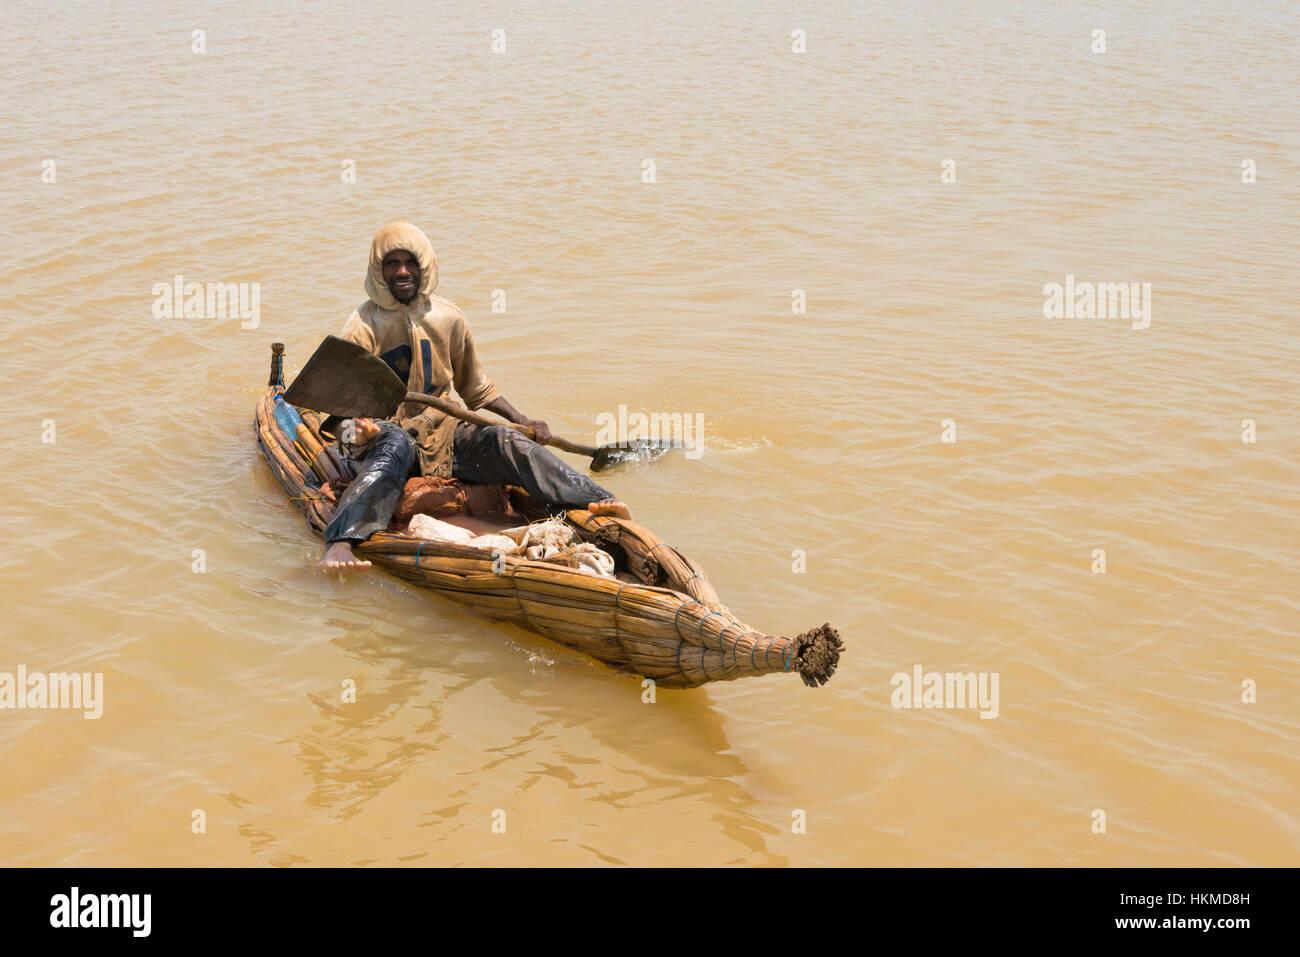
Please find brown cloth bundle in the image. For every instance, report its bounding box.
[392,477,511,524]
[318,473,510,525]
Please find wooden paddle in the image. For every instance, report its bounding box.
[282,336,670,472]
[400,389,594,456]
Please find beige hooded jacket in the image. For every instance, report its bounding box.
[340,222,501,477]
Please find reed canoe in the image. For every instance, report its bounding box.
[254,345,841,688]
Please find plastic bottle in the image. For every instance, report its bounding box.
[272,395,304,439]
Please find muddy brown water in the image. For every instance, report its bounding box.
[2,1,1297,865]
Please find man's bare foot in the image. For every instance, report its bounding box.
[318,541,372,574]
[587,499,632,520]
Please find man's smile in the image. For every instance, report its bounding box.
[381,247,423,303]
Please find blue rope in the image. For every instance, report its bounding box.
[416,542,426,569]
[714,621,735,674]
[697,610,724,647]
[612,581,631,643]
[673,598,702,685]
[673,599,701,638]
[722,623,745,672]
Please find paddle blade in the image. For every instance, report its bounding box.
[282,335,408,418]
[589,440,675,472]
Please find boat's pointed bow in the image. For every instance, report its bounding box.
[792,623,843,687]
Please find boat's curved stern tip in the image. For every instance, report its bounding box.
[795,623,843,688]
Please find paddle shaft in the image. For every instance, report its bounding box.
[403,392,597,458]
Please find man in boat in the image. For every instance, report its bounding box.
[319,221,630,573]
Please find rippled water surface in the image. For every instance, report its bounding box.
[2,1,1297,866]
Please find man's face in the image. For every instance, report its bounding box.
[382,249,420,303]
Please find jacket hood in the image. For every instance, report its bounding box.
[363,221,439,311]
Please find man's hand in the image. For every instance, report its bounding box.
[342,417,383,445]
[522,418,552,445]
[482,397,552,445]
[352,418,383,444]
[339,417,383,459]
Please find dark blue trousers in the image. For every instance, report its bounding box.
[324,422,614,545]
